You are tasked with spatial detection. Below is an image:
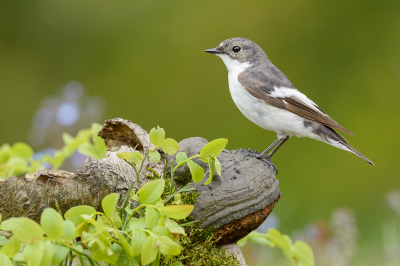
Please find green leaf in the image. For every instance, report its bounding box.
[92,247,110,261]
[103,251,118,264]
[149,126,165,146]
[70,244,83,254]
[128,218,147,230]
[12,252,25,262]
[96,215,104,233]
[115,255,129,266]
[39,240,53,266]
[151,226,171,238]
[162,138,180,155]
[80,214,96,224]
[38,154,51,164]
[131,228,148,256]
[158,205,194,220]
[0,220,10,231]
[127,156,140,165]
[5,157,29,176]
[115,231,133,258]
[51,244,70,265]
[62,132,74,145]
[203,158,214,185]
[0,144,11,163]
[0,235,7,246]
[0,254,13,266]
[114,215,123,228]
[138,179,165,204]
[10,142,33,160]
[78,143,102,159]
[214,157,222,176]
[145,207,161,227]
[102,193,120,218]
[266,228,291,250]
[9,218,43,243]
[148,151,161,163]
[158,236,182,256]
[63,220,76,241]
[119,151,143,165]
[112,243,124,254]
[0,213,2,223]
[290,241,315,266]
[157,215,166,226]
[0,236,20,258]
[171,262,184,266]
[187,160,204,183]
[64,205,96,225]
[91,123,107,158]
[91,123,103,136]
[27,160,41,173]
[131,151,144,160]
[141,235,158,265]
[239,231,271,246]
[40,208,64,239]
[175,152,188,165]
[23,240,43,266]
[117,152,134,159]
[165,218,185,235]
[50,150,68,170]
[237,236,248,247]
[199,139,228,157]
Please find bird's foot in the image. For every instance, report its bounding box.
[260,156,278,175]
[237,149,278,175]
[237,148,260,157]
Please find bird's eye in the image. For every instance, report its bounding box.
[232,46,241,53]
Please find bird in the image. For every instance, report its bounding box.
[205,37,374,170]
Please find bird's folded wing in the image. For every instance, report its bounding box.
[239,70,354,136]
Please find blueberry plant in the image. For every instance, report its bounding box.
[0,125,314,266]
[0,126,229,266]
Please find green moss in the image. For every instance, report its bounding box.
[146,165,160,179]
[168,167,240,265]
[148,162,241,266]
[175,224,240,266]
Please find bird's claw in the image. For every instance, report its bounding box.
[237,149,278,175]
[260,156,278,175]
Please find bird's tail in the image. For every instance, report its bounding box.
[326,127,374,166]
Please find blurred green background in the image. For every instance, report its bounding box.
[1,0,399,264]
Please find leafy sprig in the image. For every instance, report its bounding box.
[0,123,107,180]
[238,229,315,266]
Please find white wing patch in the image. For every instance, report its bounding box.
[270,86,326,115]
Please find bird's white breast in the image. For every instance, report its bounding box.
[217,54,317,139]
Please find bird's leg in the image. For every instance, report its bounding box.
[265,136,290,160]
[259,136,289,175]
[238,137,286,175]
[237,138,282,157]
[260,137,290,174]
[258,138,283,158]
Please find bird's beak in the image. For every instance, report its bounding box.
[205,48,224,54]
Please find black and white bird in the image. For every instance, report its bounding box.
[205,37,374,168]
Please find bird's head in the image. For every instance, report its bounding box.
[205,37,269,72]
